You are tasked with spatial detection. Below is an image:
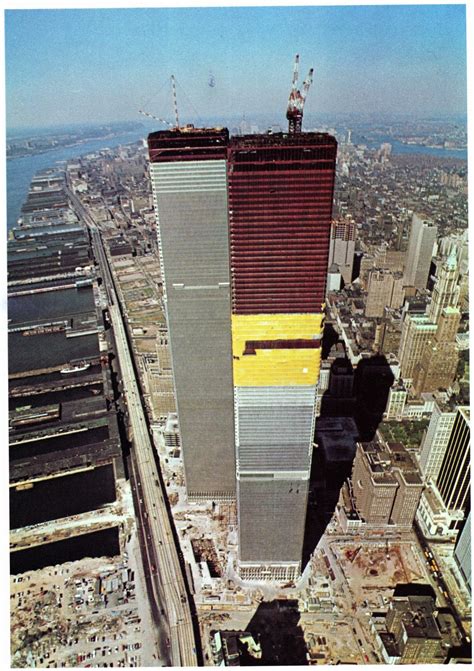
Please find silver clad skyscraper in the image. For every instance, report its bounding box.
[147,128,236,500]
[403,213,437,290]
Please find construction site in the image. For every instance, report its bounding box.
[337,542,429,602]
[9,49,471,666]
[11,478,160,667]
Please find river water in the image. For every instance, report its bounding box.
[10,527,120,574]
[351,134,467,160]
[9,286,95,325]
[9,330,100,374]
[6,129,147,232]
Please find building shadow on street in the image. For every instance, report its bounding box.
[321,322,340,359]
[301,343,394,570]
[353,354,395,442]
[242,600,308,665]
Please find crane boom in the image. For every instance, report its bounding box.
[302,68,314,99]
[138,109,174,128]
[139,75,181,130]
[291,53,300,91]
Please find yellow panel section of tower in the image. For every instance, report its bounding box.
[232,313,324,387]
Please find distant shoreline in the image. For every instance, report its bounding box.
[399,140,466,151]
[7,132,143,160]
[8,136,468,162]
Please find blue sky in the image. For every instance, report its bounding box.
[5,5,467,129]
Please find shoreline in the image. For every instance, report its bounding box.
[7,132,143,161]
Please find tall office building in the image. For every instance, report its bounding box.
[326,263,342,292]
[385,590,446,664]
[412,307,460,396]
[373,246,405,273]
[327,215,356,285]
[385,385,408,421]
[351,441,423,529]
[427,246,460,323]
[403,213,438,290]
[454,512,471,591]
[365,269,404,318]
[398,314,437,381]
[148,128,337,579]
[401,246,460,395]
[437,406,470,513]
[351,443,398,526]
[147,128,236,500]
[418,401,457,482]
[228,132,337,580]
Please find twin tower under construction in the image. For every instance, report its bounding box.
[147,124,337,581]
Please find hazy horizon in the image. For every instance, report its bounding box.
[5,5,467,130]
[6,111,469,138]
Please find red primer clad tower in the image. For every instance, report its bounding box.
[228,132,338,580]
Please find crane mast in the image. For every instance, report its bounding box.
[171,75,180,129]
[286,54,313,134]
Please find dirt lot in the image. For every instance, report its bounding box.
[336,541,429,606]
[10,485,160,668]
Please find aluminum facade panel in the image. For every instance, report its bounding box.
[149,158,236,498]
[238,476,309,563]
[150,162,231,286]
[235,386,315,472]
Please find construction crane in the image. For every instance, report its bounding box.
[138,109,174,128]
[170,75,180,129]
[286,54,314,134]
[139,74,180,130]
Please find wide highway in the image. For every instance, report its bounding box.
[67,182,198,666]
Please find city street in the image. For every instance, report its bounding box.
[68,185,198,666]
